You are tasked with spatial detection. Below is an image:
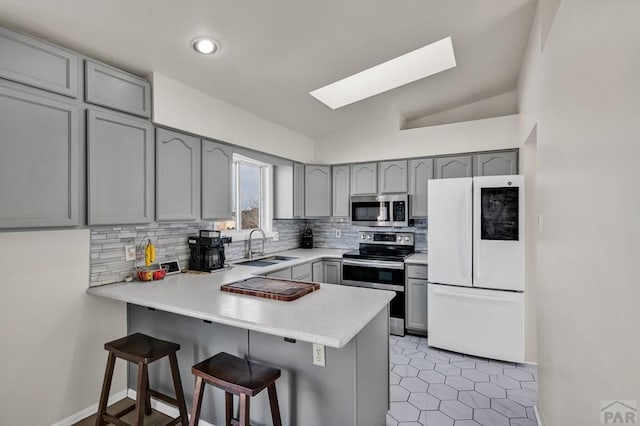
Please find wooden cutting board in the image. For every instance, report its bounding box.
[220,277,320,301]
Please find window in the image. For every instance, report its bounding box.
[213,154,271,233]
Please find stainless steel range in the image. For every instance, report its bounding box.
[342,231,415,336]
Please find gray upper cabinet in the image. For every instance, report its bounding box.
[351,162,378,195]
[0,26,79,98]
[408,158,434,218]
[474,151,518,176]
[378,160,408,193]
[202,140,233,220]
[156,128,200,221]
[434,155,473,179]
[293,162,305,218]
[0,85,79,228]
[304,165,331,217]
[85,59,151,118]
[87,109,154,225]
[332,165,350,217]
[274,162,305,219]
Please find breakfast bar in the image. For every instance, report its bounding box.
[88,249,394,426]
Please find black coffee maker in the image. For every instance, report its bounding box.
[188,230,232,272]
[301,225,313,249]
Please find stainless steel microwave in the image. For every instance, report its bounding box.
[351,194,409,227]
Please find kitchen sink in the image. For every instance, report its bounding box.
[235,255,298,267]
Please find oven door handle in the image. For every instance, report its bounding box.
[342,280,405,292]
[342,258,405,270]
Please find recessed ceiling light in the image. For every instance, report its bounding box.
[310,36,457,109]
[191,37,220,55]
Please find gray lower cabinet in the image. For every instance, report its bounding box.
[201,139,233,220]
[0,85,79,228]
[378,160,408,193]
[408,158,434,218]
[351,162,377,195]
[474,151,518,176]
[84,59,151,118]
[332,165,350,217]
[156,128,200,221]
[312,261,324,282]
[0,26,79,98]
[87,109,154,225]
[324,260,342,284]
[304,165,331,217]
[267,268,292,279]
[292,262,312,281]
[434,155,473,179]
[406,264,428,335]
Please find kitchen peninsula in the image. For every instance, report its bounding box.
[88,249,393,426]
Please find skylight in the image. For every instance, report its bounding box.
[310,36,457,109]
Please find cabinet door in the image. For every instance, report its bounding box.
[85,60,151,118]
[292,263,312,281]
[0,26,79,98]
[378,160,408,193]
[304,165,331,217]
[88,109,153,225]
[0,86,79,228]
[474,151,518,176]
[323,261,342,285]
[312,261,324,282]
[202,140,232,220]
[332,165,350,217]
[434,155,473,179]
[156,128,200,221]
[293,162,305,218]
[267,268,292,279]
[351,162,377,195]
[408,158,434,218]
[406,278,428,333]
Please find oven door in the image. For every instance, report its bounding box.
[342,258,406,335]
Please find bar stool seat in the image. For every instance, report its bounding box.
[189,352,282,426]
[96,333,188,426]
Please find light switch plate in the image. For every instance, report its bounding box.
[125,245,136,261]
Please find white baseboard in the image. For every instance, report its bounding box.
[127,388,215,426]
[50,389,128,426]
[534,405,543,426]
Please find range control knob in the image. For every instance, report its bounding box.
[366,235,372,240]
[405,236,410,241]
[361,235,366,239]
[397,236,403,242]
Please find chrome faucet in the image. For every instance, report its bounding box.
[247,228,266,259]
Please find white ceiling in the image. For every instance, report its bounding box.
[0,0,536,139]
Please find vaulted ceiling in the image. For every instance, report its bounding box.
[0,0,536,138]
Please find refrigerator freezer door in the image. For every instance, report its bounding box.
[427,283,524,363]
[473,175,525,291]
[427,178,473,287]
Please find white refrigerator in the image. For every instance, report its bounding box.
[427,175,525,362]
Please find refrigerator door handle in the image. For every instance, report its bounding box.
[461,188,472,282]
[432,287,518,302]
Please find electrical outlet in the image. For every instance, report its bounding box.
[335,229,341,238]
[312,343,326,367]
[272,232,279,242]
[125,245,136,261]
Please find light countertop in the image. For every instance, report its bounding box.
[405,253,428,265]
[87,248,394,348]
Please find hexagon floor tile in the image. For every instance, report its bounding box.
[387,335,537,426]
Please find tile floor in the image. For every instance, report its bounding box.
[387,335,537,426]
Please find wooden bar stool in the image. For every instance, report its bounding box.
[95,333,189,426]
[189,352,282,426]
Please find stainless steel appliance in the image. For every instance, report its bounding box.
[188,230,232,272]
[350,193,409,227]
[342,231,415,336]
